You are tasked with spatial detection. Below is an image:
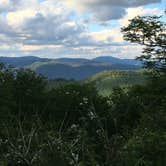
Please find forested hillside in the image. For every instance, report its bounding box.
[0,56,140,80]
[46,70,146,96]
[87,70,146,96]
[0,60,165,166]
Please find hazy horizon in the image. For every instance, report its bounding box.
[0,54,139,60]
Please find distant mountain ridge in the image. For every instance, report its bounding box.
[93,56,141,66]
[0,56,49,67]
[0,56,142,80]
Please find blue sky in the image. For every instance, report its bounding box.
[0,0,165,59]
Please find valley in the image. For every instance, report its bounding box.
[0,56,141,80]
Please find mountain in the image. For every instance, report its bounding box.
[0,56,141,80]
[0,56,49,67]
[86,70,147,96]
[93,56,142,66]
[36,63,139,80]
[55,58,90,64]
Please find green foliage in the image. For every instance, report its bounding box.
[87,70,146,96]
[47,78,76,89]
[0,63,165,165]
[122,14,166,72]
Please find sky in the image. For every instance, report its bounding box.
[0,0,165,59]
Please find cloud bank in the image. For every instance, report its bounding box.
[0,0,163,59]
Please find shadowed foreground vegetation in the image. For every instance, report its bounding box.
[0,63,166,166]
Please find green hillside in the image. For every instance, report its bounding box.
[87,70,147,96]
[47,78,76,89]
[25,61,59,70]
[48,70,148,96]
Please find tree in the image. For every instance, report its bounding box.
[121,12,166,72]
[0,63,15,121]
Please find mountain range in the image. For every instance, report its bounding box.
[0,56,142,80]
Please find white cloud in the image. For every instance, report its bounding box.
[1,0,87,46]
[7,9,37,27]
[0,0,163,59]
[119,7,163,26]
[88,28,123,43]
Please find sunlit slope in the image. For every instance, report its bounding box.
[87,70,146,96]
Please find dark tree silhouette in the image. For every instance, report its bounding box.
[122,13,166,72]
